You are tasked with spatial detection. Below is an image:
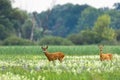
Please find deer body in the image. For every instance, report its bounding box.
[100,53,112,61]
[99,45,112,61]
[41,46,64,62]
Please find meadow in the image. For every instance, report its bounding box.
[0,45,120,80]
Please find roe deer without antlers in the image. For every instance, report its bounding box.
[98,45,112,61]
[41,46,65,62]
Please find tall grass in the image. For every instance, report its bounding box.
[0,45,120,80]
[0,54,120,80]
[0,45,120,55]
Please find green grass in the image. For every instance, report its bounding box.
[0,45,120,55]
[0,45,120,80]
[1,66,120,80]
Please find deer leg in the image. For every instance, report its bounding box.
[58,58,63,63]
[52,60,56,65]
[100,58,103,61]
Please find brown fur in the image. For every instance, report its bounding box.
[41,46,65,62]
[98,45,112,61]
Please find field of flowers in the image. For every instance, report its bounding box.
[0,46,120,80]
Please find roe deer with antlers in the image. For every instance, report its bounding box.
[41,46,65,62]
[98,45,112,61]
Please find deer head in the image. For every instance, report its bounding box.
[98,45,104,53]
[41,45,48,52]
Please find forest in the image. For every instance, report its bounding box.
[0,0,120,45]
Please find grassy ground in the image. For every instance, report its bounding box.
[0,45,120,55]
[0,45,120,80]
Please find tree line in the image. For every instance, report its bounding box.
[0,0,120,45]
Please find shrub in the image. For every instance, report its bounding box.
[100,40,119,45]
[0,40,3,45]
[3,36,34,45]
[116,30,120,41]
[67,33,84,45]
[39,36,74,45]
[67,30,99,45]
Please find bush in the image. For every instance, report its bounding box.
[39,36,74,45]
[116,30,120,41]
[67,30,99,45]
[67,33,84,45]
[100,40,119,45]
[0,40,3,45]
[3,36,35,45]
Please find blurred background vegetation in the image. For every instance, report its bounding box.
[0,0,120,45]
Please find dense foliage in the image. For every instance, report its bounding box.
[0,0,120,45]
[39,36,73,45]
[3,36,34,45]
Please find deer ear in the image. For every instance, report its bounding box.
[46,45,48,49]
[41,46,44,49]
[98,44,101,47]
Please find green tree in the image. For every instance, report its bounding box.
[0,0,29,40]
[33,27,43,41]
[0,0,15,40]
[106,10,120,29]
[22,19,33,39]
[38,4,89,37]
[116,30,120,41]
[10,8,28,38]
[0,0,12,16]
[93,14,116,42]
[76,7,101,32]
[0,24,6,40]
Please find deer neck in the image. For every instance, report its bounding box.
[99,49,103,55]
[43,50,50,56]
